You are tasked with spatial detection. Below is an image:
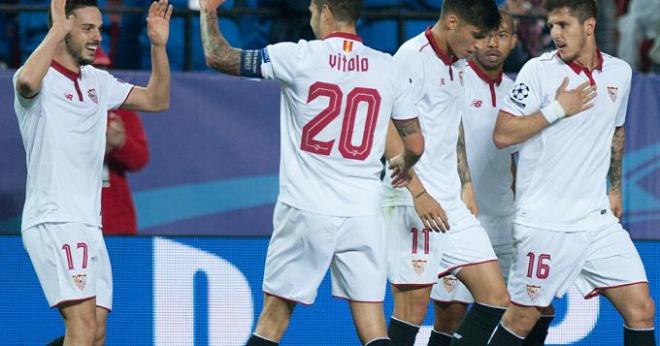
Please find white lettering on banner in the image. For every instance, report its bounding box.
[411,287,598,345]
[154,237,254,346]
[547,286,599,344]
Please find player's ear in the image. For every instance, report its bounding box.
[511,33,519,49]
[583,17,596,36]
[445,14,459,31]
[321,3,332,23]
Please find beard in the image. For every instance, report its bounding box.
[64,34,94,66]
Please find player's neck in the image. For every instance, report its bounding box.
[53,47,81,74]
[573,41,600,71]
[430,23,455,59]
[322,23,357,39]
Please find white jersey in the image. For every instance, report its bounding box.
[260,33,417,216]
[501,50,631,231]
[13,61,133,231]
[383,29,466,209]
[462,60,516,219]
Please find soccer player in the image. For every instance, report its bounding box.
[383,1,511,345]
[488,0,655,345]
[428,10,553,346]
[13,0,172,345]
[199,0,425,345]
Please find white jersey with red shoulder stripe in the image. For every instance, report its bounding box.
[462,61,516,217]
[383,29,466,209]
[501,50,632,231]
[260,33,417,216]
[13,61,134,231]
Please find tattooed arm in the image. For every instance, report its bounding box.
[199,0,241,75]
[387,118,424,188]
[608,126,625,218]
[458,121,478,215]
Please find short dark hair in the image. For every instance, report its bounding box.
[499,9,516,34]
[48,0,98,28]
[542,0,597,23]
[441,0,501,32]
[314,0,362,24]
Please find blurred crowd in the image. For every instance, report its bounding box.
[0,0,658,72]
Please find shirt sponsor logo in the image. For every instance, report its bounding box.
[64,92,73,101]
[471,99,483,108]
[607,86,618,102]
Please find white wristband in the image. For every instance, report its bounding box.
[541,100,566,124]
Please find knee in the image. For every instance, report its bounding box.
[624,297,655,328]
[68,315,98,342]
[480,290,510,308]
[94,322,107,346]
[502,307,540,333]
[393,291,430,324]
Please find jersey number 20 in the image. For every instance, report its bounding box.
[301,82,381,161]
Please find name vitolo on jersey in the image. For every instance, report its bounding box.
[259,33,417,217]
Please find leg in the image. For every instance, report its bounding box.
[601,282,655,345]
[522,305,554,346]
[389,285,433,346]
[449,261,510,345]
[94,307,109,346]
[59,298,98,346]
[433,301,468,335]
[489,305,542,345]
[351,301,391,345]
[250,294,296,343]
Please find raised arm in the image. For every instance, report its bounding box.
[493,78,596,149]
[15,0,72,98]
[608,126,625,218]
[122,0,172,112]
[199,0,241,75]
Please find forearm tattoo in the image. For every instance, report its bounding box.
[393,118,421,138]
[609,127,625,193]
[200,8,241,75]
[457,122,472,185]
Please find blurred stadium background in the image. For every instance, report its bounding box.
[0,0,659,345]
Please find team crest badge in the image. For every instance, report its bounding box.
[88,88,98,104]
[412,259,427,275]
[607,86,618,102]
[73,274,87,290]
[443,277,458,293]
[526,284,541,301]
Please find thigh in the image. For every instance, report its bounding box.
[576,222,648,299]
[331,213,387,302]
[92,228,113,311]
[384,206,439,286]
[262,202,336,305]
[508,225,588,307]
[23,223,100,307]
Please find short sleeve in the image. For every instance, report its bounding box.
[260,41,306,85]
[614,72,632,127]
[101,70,134,110]
[391,68,418,120]
[393,46,425,105]
[501,60,542,116]
[13,67,41,109]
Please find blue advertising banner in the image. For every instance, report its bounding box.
[0,235,659,345]
[0,71,659,238]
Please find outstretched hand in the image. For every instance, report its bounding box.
[50,0,73,35]
[147,0,173,47]
[199,0,226,11]
[555,77,597,117]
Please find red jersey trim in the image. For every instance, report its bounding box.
[431,298,472,304]
[560,49,603,86]
[437,258,498,278]
[51,60,81,81]
[324,32,363,42]
[119,86,136,109]
[424,27,457,66]
[468,60,502,106]
[332,295,384,303]
[263,291,312,306]
[583,280,649,299]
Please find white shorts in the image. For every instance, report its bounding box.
[263,202,387,305]
[385,206,440,286]
[436,205,498,277]
[508,217,648,307]
[430,243,513,304]
[22,222,113,310]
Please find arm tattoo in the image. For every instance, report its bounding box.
[200,8,241,75]
[457,122,472,185]
[608,127,625,193]
[393,118,421,138]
